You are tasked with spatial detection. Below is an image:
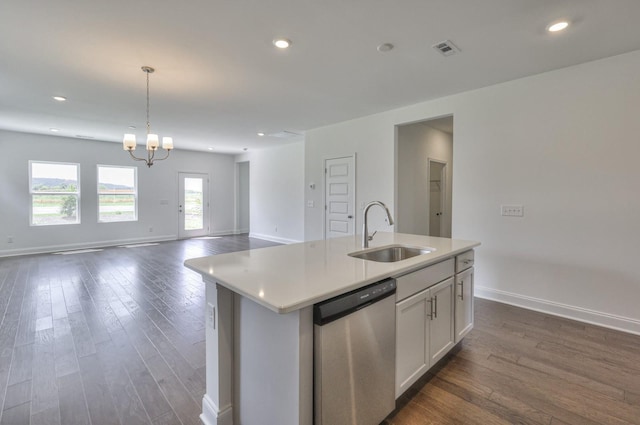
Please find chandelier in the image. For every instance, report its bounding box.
[122,66,173,167]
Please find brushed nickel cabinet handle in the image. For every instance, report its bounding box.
[434,295,438,319]
[457,280,464,300]
[427,298,434,320]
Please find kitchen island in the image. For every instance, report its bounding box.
[185,232,479,425]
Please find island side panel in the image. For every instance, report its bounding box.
[234,294,313,425]
[202,282,234,425]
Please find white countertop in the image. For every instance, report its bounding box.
[184,232,480,314]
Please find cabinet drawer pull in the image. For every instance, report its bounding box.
[457,280,464,300]
[434,295,438,319]
[427,298,434,320]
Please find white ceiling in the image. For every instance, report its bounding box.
[2,0,640,154]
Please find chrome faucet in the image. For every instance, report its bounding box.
[362,201,394,248]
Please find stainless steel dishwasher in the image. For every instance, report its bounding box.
[313,278,396,425]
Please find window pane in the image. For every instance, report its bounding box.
[32,194,79,225]
[98,194,136,222]
[98,167,135,194]
[31,162,79,193]
[98,166,137,222]
[30,161,80,226]
[184,178,203,230]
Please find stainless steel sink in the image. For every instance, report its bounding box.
[348,244,434,263]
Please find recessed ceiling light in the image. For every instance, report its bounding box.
[377,43,394,52]
[50,128,59,132]
[273,38,291,49]
[257,132,265,137]
[128,125,137,129]
[208,147,214,151]
[547,21,569,32]
[53,96,67,102]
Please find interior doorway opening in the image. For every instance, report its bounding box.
[396,116,453,237]
[237,161,250,234]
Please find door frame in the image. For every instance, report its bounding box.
[323,154,357,239]
[177,171,210,239]
[426,158,447,237]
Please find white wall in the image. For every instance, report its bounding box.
[236,142,305,244]
[305,121,396,241]
[305,50,640,334]
[396,123,453,237]
[0,130,236,256]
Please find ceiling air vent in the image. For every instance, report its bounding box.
[268,130,301,139]
[432,40,460,57]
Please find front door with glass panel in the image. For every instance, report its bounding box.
[178,173,209,238]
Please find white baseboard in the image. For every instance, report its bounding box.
[249,232,301,245]
[209,229,242,236]
[200,394,233,425]
[475,285,640,336]
[0,235,177,258]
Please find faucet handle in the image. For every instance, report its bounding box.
[368,230,378,241]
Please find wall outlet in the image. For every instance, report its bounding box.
[307,200,314,208]
[148,226,154,232]
[501,205,524,217]
[7,236,13,243]
[207,303,215,330]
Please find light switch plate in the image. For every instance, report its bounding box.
[501,204,524,217]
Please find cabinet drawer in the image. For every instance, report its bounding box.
[396,258,454,301]
[456,250,474,272]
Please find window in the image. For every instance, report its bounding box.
[30,161,80,226]
[97,165,137,222]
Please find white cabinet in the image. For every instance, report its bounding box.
[395,261,455,398]
[429,278,455,365]
[455,249,474,343]
[395,250,475,398]
[395,287,430,397]
[455,266,474,343]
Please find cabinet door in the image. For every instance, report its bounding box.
[395,289,430,398]
[428,277,455,366]
[455,267,474,343]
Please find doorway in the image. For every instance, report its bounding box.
[324,155,356,239]
[428,159,447,237]
[178,172,210,238]
[396,116,453,237]
[237,161,250,234]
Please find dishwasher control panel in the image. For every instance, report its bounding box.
[313,278,396,326]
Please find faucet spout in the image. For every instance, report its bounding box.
[362,201,394,248]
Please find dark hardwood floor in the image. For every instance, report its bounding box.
[0,235,279,425]
[2,236,640,425]
[386,298,640,425]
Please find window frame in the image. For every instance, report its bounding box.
[96,164,138,223]
[29,160,81,226]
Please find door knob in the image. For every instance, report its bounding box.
[347,215,353,219]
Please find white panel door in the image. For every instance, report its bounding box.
[324,156,355,239]
[178,172,209,238]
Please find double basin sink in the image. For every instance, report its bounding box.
[348,244,434,263]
